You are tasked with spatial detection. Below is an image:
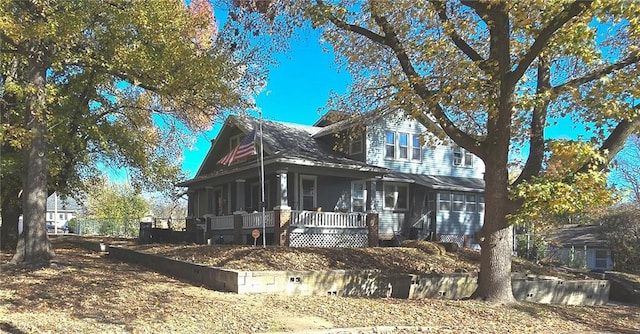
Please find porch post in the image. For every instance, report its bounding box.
[235,179,246,213]
[367,213,379,247]
[367,178,379,212]
[274,170,291,246]
[276,170,288,208]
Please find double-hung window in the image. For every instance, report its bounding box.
[385,131,395,159]
[300,175,317,210]
[453,146,474,167]
[411,134,422,161]
[351,181,366,212]
[398,132,409,159]
[383,183,408,210]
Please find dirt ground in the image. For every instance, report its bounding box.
[0,238,639,333]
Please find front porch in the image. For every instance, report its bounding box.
[187,209,379,248]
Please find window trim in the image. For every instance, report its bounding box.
[229,134,242,151]
[398,132,409,160]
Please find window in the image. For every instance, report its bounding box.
[453,146,474,167]
[439,192,451,211]
[351,181,366,212]
[59,213,64,220]
[300,176,317,210]
[398,132,409,159]
[383,183,408,210]
[453,193,464,211]
[385,131,395,159]
[595,250,608,269]
[478,194,485,213]
[465,194,477,212]
[229,134,241,151]
[349,134,363,155]
[411,134,422,161]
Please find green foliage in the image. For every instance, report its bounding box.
[600,204,640,273]
[85,178,149,220]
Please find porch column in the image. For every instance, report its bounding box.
[367,178,379,212]
[235,179,246,213]
[275,170,289,209]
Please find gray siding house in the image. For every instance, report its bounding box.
[178,112,485,247]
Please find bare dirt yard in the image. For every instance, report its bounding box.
[1,236,639,333]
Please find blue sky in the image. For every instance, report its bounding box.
[181,30,351,177]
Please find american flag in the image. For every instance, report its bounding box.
[217,131,256,166]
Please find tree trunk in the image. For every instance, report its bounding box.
[0,194,22,251]
[471,158,516,303]
[10,50,54,265]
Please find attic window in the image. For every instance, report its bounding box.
[229,134,241,151]
[349,134,363,155]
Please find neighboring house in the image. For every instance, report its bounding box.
[178,112,485,247]
[46,192,82,233]
[545,224,614,271]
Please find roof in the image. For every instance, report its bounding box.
[386,171,485,192]
[46,193,82,212]
[178,114,390,186]
[545,224,609,248]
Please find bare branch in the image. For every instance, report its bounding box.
[509,1,594,85]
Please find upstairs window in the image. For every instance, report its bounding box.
[411,134,422,161]
[398,133,409,159]
[453,146,474,167]
[229,134,241,151]
[385,131,395,159]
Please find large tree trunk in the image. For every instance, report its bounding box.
[10,50,54,265]
[0,194,22,251]
[471,157,516,303]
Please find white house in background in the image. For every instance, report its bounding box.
[46,192,82,233]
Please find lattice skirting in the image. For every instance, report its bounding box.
[289,232,368,248]
[439,234,465,248]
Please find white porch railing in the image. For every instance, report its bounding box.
[210,215,234,230]
[290,211,367,228]
[242,211,275,228]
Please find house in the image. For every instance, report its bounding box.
[544,224,614,271]
[46,192,82,233]
[177,112,485,247]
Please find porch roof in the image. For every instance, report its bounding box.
[385,172,485,193]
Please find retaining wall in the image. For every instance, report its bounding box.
[104,245,609,305]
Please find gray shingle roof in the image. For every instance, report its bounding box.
[546,224,609,248]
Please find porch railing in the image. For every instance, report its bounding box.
[290,211,367,228]
[242,211,275,228]
[210,215,234,230]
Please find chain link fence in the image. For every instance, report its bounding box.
[71,218,140,238]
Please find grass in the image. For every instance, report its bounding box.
[0,236,639,333]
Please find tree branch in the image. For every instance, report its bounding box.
[369,6,483,157]
[551,52,640,96]
[315,0,385,45]
[513,55,551,186]
[431,1,489,73]
[578,109,640,174]
[509,1,594,85]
